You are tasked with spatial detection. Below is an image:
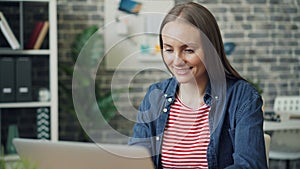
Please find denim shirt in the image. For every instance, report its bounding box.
[128,77,267,169]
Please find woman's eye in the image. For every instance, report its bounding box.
[184,49,194,54]
[164,49,173,53]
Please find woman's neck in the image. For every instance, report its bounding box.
[178,78,208,110]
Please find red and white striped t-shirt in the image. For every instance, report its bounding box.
[161,96,211,169]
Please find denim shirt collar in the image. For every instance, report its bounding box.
[163,77,227,134]
[164,77,213,105]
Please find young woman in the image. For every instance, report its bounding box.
[129,2,267,169]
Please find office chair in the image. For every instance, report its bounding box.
[264,133,271,167]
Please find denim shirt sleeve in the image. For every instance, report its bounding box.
[128,82,168,161]
[128,78,177,168]
[224,81,267,169]
[128,84,154,149]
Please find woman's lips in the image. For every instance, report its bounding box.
[173,66,192,75]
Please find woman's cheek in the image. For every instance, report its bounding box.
[189,54,204,65]
[163,55,173,65]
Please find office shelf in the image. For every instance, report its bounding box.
[0,0,58,147]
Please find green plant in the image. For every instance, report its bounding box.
[12,159,37,169]
[1,146,36,169]
[59,26,118,140]
[1,145,5,169]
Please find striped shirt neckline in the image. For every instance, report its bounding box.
[162,95,211,169]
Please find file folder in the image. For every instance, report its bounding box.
[0,57,15,102]
[16,57,32,101]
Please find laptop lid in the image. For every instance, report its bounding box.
[13,138,154,169]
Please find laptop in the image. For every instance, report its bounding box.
[13,138,154,169]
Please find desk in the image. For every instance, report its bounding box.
[264,120,300,131]
[264,119,300,166]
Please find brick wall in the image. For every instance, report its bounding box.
[58,0,300,142]
[57,0,105,141]
[192,0,300,111]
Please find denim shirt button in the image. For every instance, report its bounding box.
[163,108,168,113]
[167,98,172,102]
[164,94,167,97]
[156,136,160,141]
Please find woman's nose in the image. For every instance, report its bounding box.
[173,52,185,65]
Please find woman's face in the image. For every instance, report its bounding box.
[161,20,208,84]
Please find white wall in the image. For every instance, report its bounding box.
[104,0,174,71]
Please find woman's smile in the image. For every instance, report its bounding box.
[173,66,192,75]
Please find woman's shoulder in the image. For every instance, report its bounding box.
[140,77,177,110]
[227,79,263,117]
[227,78,261,98]
[148,77,177,91]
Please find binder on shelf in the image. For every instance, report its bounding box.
[25,21,49,49]
[0,11,20,50]
[0,57,15,102]
[16,57,32,102]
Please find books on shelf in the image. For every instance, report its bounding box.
[25,21,44,49]
[0,11,21,50]
[34,21,49,49]
[26,21,49,49]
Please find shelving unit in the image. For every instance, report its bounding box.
[0,0,58,157]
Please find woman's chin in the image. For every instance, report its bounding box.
[175,76,195,84]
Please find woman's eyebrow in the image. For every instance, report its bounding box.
[163,42,198,48]
[163,43,172,47]
[185,43,198,47]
